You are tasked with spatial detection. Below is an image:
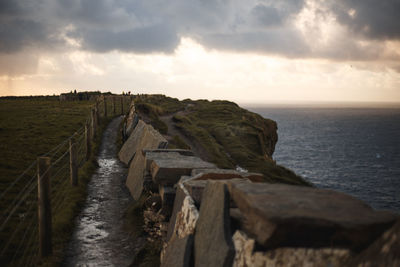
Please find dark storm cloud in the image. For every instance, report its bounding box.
[200,29,310,57]
[0,0,399,65]
[76,24,180,53]
[331,0,400,40]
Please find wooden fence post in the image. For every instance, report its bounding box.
[91,108,96,140]
[85,123,91,161]
[37,157,52,257]
[113,97,116,115]
[120,97,124,115]
[95,101,100,122]
[104,97,107,117]
[69,137,78,186]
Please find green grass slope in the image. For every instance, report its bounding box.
[134,95,309,186]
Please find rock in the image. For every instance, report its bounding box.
[161,235,193,267]
[183,178,251,207]
[150,155,215,185]
[144,194,162,211]
[233,230,352,267]
[167,183,199,242]
[159,185,176,218]
[174,194,199,239]
[143,149,194,157]
[125,113,139,137]
[191,168,264,182]
[145,152,182,172]
[125,151,146,200]
[347,218,400,266]
[228,182,398,251]
[118,120,146,165]
[194,181,235,267]
[119,121,168,165]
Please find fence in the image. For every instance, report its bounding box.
[0,95,132,266]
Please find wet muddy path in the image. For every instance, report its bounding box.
[64,116,140,266]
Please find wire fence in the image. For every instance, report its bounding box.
[0,95,132,266]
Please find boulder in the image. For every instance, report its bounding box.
[191,168,264,182]
[118,120,146,165]
[159,185,176,217]
[347,218,400,266]
[183,178,251,207]
[233,230,352,267]
[161,235,193,267]
[143,149,194,157]
[228,182,398,251]
[194,181,235,267]
[150,155,215,186]
[167,183,199,242]
[125,113,139,137]
[119,121,168,165]
[125,151,146,200]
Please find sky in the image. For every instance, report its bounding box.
[0,0,399,104]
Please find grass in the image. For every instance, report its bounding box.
[0,95,130,266]
[133,95,310,186]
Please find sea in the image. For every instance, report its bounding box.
[245,105,400,213]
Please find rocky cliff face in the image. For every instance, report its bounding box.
[134,94,307,185]
[120,98,399,267]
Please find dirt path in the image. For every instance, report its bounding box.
[63,116,142,266]
[159,112,211,162]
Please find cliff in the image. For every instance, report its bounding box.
[119,95,399,267]
[133,94,308,186]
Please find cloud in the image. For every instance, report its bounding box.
[1,0,400,77]
[330,0,400,40]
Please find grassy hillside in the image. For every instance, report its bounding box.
[0,96,128,266]
[134,94,309,186]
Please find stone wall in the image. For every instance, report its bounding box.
[119,102,400,267]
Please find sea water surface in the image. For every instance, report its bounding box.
[245,105,400,213]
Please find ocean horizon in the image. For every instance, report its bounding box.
[244,104,400,213]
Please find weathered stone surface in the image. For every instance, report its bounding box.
[143,149,194,157]
[118,120,146,165]
[233,230,352,267]
[150,155,215,185]
[194,181,235,267]
[347,218,400,266]
[174,194,199,239]
[167,183,188,242]
[125,151,145,200]
[125,113,139,137]
[145,152,181,171]
[190,168,264,182]
[119,121,168,165]
[159,185,176,218]
[161,235,193,267]
[167,183,199,242]
[229,182,398,251]
[183,178,250,207]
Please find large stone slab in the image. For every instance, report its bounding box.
[125,113,139,137]
[161,235,193,267]
[125,151,146,200]
[143,149,194,157]
[166,183,199,242]
[191,168,264,182]
[119,121,168,165]
[347,218,400,266]
[233,230,352,267]
[229,182,398,251]
[183,178,251,207]
[150,155,215,186]
[118,120,146,165]
[194,181,235,267]
[167,183,188,242]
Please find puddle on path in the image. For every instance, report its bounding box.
[63,116,141,267]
